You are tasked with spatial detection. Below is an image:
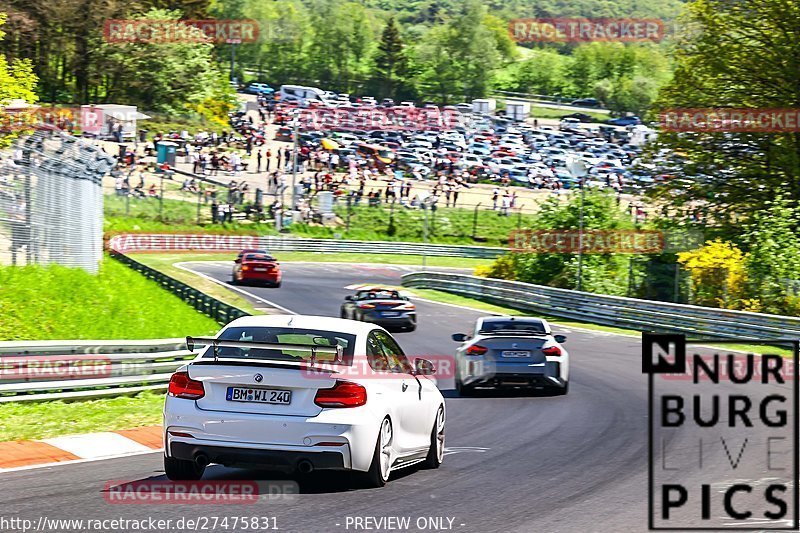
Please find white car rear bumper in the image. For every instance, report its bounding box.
[163,397,380,472]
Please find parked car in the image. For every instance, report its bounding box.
[607,116,642,126]
[570,98,600,108]
[275,126,294,142]
[560,112,595,123]
[242,82,275,96]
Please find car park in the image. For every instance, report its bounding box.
[268,85,660,194]
[164,315,445,487]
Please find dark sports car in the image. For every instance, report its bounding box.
[340,288,417,332]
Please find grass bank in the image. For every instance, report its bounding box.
[105,196,523,246]
[0,391,164,441]
[0,257,219,340]
[132,251,492,270]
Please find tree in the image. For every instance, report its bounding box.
[414,0,513,102]
[484,190,635,295]
[371,17,408,100]
[651,0,800,222]
[512,50,570,96]
[99,9,235,123]
[0,13,37,106]
[741,196,800,314]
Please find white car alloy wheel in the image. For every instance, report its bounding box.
[434,407,445,463]
[379,417,393,481]
[423,405,445,469]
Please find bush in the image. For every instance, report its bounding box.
[480,189,635,294]
[677,239,748,309]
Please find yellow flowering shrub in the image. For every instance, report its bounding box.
[677,239,748,309]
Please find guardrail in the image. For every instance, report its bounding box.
[402,272,800,340]
[110,251,250,325]
[0,339,197,402]
[107,233,506,259]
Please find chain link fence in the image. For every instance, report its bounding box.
[0,130,114,273]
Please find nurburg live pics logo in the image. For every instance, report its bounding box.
[642,333,799,530]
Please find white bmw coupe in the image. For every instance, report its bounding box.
[163,315,445,487]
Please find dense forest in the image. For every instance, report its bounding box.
[0,0,683,118]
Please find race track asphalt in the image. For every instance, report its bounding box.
[0,262,790,532]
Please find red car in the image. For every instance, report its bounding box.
[231,252,282,287]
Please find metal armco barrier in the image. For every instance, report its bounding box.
[110,252,250,325]
[107,233,506,259]
[402,272,800,340]
[0,341,197,402]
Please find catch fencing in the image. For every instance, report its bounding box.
[0,129,114,273]
[401,271,800,340]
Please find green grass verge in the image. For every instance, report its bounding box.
[530,106,609,121]
[0,256,219,340]
[105,198,524,246]
[132,251,493,270]
[0,391,164,441]
[104,194,275,235]
[291,205,529,246]
[129,253,266,316]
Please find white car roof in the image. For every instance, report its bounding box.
[221,314,379,337]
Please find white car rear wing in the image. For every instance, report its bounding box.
[186,336,343,364]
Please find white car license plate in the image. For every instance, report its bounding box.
[382,311,399,317]
[253,267,268,272]
[226,387,292,404]
[501,350,530,358]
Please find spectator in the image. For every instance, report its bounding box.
[500,191,511,216]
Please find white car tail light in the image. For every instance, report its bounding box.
[314,380,367,408]
[168,371,205,399]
